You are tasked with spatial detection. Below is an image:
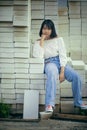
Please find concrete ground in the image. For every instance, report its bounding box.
[0,119,87,130]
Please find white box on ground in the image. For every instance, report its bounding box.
[23,90,39,119]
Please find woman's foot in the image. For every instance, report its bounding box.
[80,104,87,109]
[75,104,87,110]
[45,105,53,112]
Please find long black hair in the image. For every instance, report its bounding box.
[39,19,57,38]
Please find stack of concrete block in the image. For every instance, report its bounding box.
[0,0,87,115]
[67,0,87,65]
[83,65,87,98]
[72,60,87,105]
[45,0,58,17]
[13,0,30,105]
[69,35,82,60]
[31,20,43,43]
[0,0,13,6]
[82,16,87,35]
[58,7,69,36]
[31,0,44,42]
[60,57,73,113]
[31,0,64,107]
[68,1,82,60]
[55,57,73,113]
[29,57,60,105]
[84,65,87,102]
[63,36,70,57]
[0,18,15,104]
[31,0,44,20]
[72,60,85,84]
[81,1,87,19]
[60,81,74,114]
[68,1,80,19]
[82,29,87,64]
[56,80,60,104]
[29,58,44,74]
[13,27,29,52]
[58,4,69,57]
[31,0,58,42]
[60,59,87,113]
[81,1,87,64]
[45,0,58,32]
[29,58,45,105]
[13,3,28,26]
[85,65,87,83]
[0,0,31,107]
[15,73,30,104]
[59,0,87,114]
[70,18,81,36]
[13,0,28,5]
[30,74,45,105]
[67,57,72,66]
[0,4,13,22]
[0,0,60,110]
[1,73,16,104]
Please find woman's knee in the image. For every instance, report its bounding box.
[64,65,81,82]
[73,71,82,81]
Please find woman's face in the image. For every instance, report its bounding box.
[42,25,52,39]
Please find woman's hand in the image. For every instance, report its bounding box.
[41,34,47,41]
[59,72,65,83]
[40,34,47,47]
[59,66,65,83]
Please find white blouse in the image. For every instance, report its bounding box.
[33,37,67,67]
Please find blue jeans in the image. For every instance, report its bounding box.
[44,56,83,107]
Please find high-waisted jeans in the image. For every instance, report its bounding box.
[44,56,83,107]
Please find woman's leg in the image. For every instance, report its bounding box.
[64,65,83,107]
[44,63,59,107]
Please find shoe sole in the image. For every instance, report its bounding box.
[45,110,53,113]
[74,106,87,110]
[81,107,87,110]
[45,111,53,113]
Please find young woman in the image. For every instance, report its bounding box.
[33,19,87,112]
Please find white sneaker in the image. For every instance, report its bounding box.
[45,105,53,112]
[80,104,87,110]
[75,104,87,110]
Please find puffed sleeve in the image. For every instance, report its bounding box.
[58,37,67,67]
[33,40,44,58]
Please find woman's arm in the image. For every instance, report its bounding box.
[33,40,44,58]
[40,34,46,47]
[58,37,67,82]
[58,37,67,67]
[59,66,65,83]
[33,35,47,58]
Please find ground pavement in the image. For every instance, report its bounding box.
[0,119,87,130]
